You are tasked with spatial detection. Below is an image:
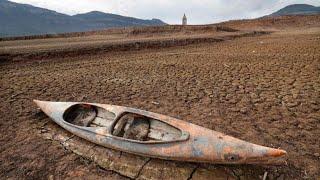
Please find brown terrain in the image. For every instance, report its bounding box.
[0,15,319,179]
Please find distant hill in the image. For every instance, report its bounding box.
[0,0,166,37]
[74,11,165,29]
[269,4,320,16]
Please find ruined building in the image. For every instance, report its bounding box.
[182,14,187,25]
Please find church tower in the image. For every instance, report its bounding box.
[182,14,187,25]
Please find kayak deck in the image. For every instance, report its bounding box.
[63,104,186,142]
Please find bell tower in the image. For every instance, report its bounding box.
[182,14,187,25]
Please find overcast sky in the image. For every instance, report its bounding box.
[9,0,320,24]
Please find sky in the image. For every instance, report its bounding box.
[9,0,320,24]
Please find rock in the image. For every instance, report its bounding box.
[226,94,233,100]
[151,101,160,105]
[240,107,248,114]
[269,112,281,120]
[230,107,240,112]
[252,98,262,103]
[286,101,299,108]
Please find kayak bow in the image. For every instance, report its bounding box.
[34,100,286,164]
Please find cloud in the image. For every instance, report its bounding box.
[9,0,320,24]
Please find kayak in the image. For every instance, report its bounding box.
[34,100,287,164]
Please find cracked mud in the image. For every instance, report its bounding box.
[0,17,320,179]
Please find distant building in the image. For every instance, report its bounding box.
[182,14,187,25]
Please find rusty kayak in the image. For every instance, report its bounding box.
[34,100,287,164]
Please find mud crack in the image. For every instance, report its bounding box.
[134,158,151,179]
[187,165,199,180]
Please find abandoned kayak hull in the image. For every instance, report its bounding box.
[34,100,287,164]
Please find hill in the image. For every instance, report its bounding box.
[270,4,320,16]
[0,0,166,37]
[74,11,164,29]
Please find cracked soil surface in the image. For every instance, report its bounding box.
[0,17,319,179]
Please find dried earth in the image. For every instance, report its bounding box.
[0,16,319,179]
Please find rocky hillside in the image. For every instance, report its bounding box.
[269,4,320,16]
[0,0,166,37]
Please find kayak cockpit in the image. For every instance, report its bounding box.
[112,113,183,142]
[63,104,188,143]
[63,104,115,127]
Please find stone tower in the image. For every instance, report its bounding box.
[182,14,187,25]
